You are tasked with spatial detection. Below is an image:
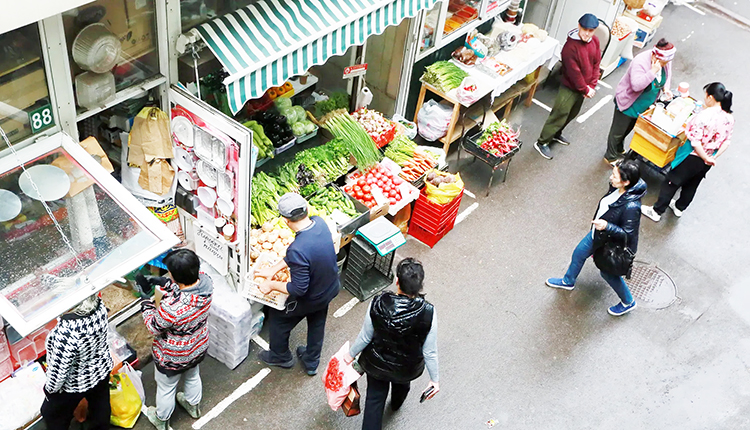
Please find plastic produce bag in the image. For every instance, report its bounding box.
[417,100,453,141]
[109,370,143,428]
[322,342,362,411]
[425,171,464,205]
[456,77,480,105]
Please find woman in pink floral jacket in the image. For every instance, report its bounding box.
[641,82,734,221]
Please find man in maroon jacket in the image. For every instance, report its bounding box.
[534,13,601,160]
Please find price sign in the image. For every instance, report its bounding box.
[28,104,54,134]
[343,64,368,79]
[195,226,229,275]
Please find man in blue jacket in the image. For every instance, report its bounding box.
[257,193,340,375]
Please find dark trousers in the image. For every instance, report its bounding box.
[606,106,638,161]
[268,304,329,370]
[41,375,110,430]
[654,155,712,214]
[538,85,585,144]
[362,374,411,430]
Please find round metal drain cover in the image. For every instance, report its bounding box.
[626,261,677,309]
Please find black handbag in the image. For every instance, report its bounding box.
[593,239,635,278]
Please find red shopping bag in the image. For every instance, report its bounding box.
[322,342,362,411]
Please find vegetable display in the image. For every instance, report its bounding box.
[244,120,275,159]
[421,61,470,93]
[249,110,294,148]
[294,138,351,183]
[250,172,281,226]
[345,164,405,209]
[315,91,349,118]
[476,120,520,157]
[351,109,396,147]
[426,170,458,187]
[249,221,294,261]
[324,113,382,169]
[384,135,438,182]
[308,187,359,219]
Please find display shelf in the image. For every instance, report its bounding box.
[75,75,167,122]
[287,74,319,96]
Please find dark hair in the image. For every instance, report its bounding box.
[655,38,670,48]
[617,159,641,189]
[285,207,309,222]
[704,82,733,113]
[164,249,200,285]
[396,258,424,296]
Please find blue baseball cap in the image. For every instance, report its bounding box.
[579,13,599,29]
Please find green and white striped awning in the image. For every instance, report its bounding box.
[196,0,439,114]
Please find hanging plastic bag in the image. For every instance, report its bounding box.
[456,77,480,106]
[417,100,453,141]
[322,342,362,411]
[109,371,143,428]
[425,171,464,205]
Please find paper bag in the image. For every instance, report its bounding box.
[51,137,115,197]
[128,107,173,166]
[138,159,175,195]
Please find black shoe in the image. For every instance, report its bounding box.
[258,350,295,368]
[534,142,553,160]
[296,346,317,376]
[391,400,405,412]
[553,134,570,145]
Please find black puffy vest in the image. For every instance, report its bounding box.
[359,292,434,383]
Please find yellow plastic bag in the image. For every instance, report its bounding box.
[109,373,142,428]
[425,172,464,205]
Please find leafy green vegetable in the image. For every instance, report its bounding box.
[384,135,418,166]
[315,91,350,118]
[250,171,281,226]
[324,113,381,169]
[421,61,469,93]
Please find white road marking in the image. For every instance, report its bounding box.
[598,80,613,89]
[531,98,552,112]
[454,202,479,226]
[192,368,271,429]
[334,297,359,318]
[463,188,476,199]
[252,335,269,351]
[576,95,613,123]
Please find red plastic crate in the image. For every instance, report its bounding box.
[413,189,463,223]
[410,204,461,234]
[408,219,455,248]
[0,358,12,381]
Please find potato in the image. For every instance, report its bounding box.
[250,229,261,237]
[262,222,274,232]
[250,251,260,260]
[267,230,279,243]
[248,237,258,246]
[279,229,292,239]
[259,232,269,243]
[262,241,273,250]
[282,237,293,246]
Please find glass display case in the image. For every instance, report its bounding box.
[420,4,442,53]
[0,133,178,336]
[443,0,481,36]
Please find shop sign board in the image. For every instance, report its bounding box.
[343,64,368,79]
[195,226,229,276]
[28,104,54,134]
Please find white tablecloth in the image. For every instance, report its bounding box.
[447,37,562,107]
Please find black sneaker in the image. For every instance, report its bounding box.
[296,346,317,376]
[534,142,553,160]
[553,134,571,145]
[258,350,295,368]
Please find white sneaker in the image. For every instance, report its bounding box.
[641,205,661,222]
[669,200,683,217]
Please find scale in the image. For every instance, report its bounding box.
[356,217,405,256]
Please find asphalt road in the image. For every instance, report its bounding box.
[125,3,750,430]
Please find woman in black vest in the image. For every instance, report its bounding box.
[344,258,439,430]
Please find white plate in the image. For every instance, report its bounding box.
[171,116,194,147]
[0,189,22,222]
[197,187,217,207]
[18,165,71,201]
[196,160,218,187]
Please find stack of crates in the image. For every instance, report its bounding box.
[408,189,464,248]
[207,279,263,370]
[342,236,395,301]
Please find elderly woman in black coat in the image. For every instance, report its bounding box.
[546,160,646,316]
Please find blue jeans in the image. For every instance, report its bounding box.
[563,233,634,305]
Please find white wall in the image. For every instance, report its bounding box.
[2,0,95,34]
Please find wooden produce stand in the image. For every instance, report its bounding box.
[413,67,542,155]
[628,107,687,168]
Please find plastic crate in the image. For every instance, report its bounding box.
[413,189,463,225]
[408,218,455,248]
[342,237,395,301]
[464,131,522,168]
[411,206,460,235]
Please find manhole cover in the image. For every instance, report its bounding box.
[626,261,677,309]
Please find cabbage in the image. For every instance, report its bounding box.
[291,106,306,123]
[303,121,317,134]
[275,97,292,110]
[291,122,307,136]
[279,107,295,121]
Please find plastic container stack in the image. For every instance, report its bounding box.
[342,236,395,301]
[408,189,464,248]
[207,275,263,370]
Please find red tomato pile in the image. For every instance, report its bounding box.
[344,164,404,208]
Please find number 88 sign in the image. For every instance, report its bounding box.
[29,104,55,134]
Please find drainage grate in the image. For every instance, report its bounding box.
[626,262,677,309]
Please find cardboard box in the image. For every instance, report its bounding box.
[630,107,686,167]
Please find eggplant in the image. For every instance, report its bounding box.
[276,115,287,125]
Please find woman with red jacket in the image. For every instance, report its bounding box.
[534,13,601,160]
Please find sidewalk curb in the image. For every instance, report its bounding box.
[697,0,750,31]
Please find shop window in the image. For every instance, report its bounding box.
[420,4,442,53]
[0,134,178,336]
[443,0,480,36]
[0,24,54,150]
[62,0,160,113]
[180,0,257,32]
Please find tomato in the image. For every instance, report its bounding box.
[389,189,398,198]
[393,177,403,185]
[357,178,366,187]
[389,198,397,205]
[362,185,371,193]
[353,185,362,193]
[366,177,375,184]
[377,180,384,188]
[355,190,364,199]
[365,194,374,201]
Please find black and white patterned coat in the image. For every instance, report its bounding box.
[44,298,113,393]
